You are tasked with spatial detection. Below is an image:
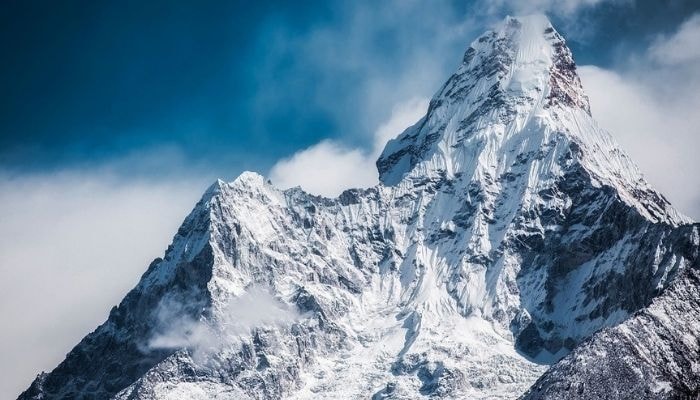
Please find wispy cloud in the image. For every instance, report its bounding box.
[477,0,630,16]
[147,287,301,363]
[253,1,474,147]
[649,13,700,65]
[269,97,428,196]
[259,1,465,197]
[579,12,700,219]
[263,0,634,198]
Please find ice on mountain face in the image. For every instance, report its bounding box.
[523,227,700,399]
[19,14,699,400]
[377,15,589,185]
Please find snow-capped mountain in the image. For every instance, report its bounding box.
[20,14,699,400]
[524,246,700,399]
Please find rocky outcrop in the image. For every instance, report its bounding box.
[523,225,700,399]
[19,14,698,400]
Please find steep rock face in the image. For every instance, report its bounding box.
[20,15,698,400]
[20,187,218,399]
[523,225,700,399]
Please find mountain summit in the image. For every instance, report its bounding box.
[20,15,699,400]
[378,14,589,184]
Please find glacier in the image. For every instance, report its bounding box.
[20,14,700,400]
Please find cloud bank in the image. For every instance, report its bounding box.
[0,166,206,398]
[269,140,378,197]
[269,98,428,196]
[580,12,700,219]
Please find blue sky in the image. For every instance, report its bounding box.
[2,1,700,398]
[1,0,698,178]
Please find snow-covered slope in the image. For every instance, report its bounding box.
[523,226,700,399]
[19,15,699,400]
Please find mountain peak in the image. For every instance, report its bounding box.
[497,13,555,54]
[376,15,686,225]
[505,13,551,26]
[376,16,593,186]
[21,14,698,400]
[452,13,589,112]
[501,14,555,42]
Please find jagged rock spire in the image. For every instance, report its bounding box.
[377,14,590,186]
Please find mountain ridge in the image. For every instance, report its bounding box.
[20,14,698,400]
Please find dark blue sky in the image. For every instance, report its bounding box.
[1,0,698,179]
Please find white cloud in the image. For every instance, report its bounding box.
[269,97,428,197]
[579,13,700,220]
[269,140,377,197]
[477,0,629,16]
[473,0,635,43]
[253,1,473,146]
[5,7,700,400]
[649,13,700,65]
[374,97,430,150]
[148,287,301,363]
[260,0,636,199]
[0,167,205,399]
[268,7,700,220]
